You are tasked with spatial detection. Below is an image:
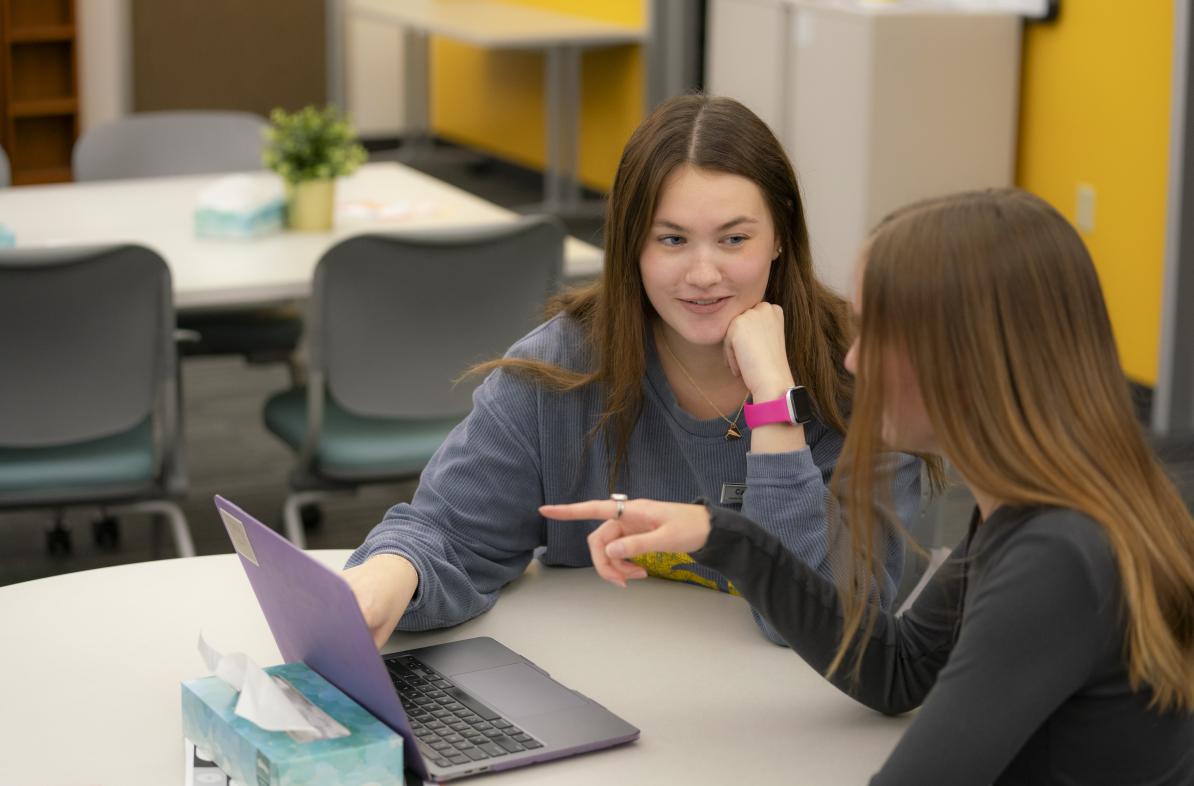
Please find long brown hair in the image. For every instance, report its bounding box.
[476,94,854,486]
[833,188,1194,711]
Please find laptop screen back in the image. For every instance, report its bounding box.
[214,496,415,746]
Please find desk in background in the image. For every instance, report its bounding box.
[352,0,645,215]
[0,162,604,310]
[0,551,910,784]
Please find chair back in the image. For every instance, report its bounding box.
[308,215,566,419]
[73,111,266,181]
[0,144,9,187]
[0,245,177,448]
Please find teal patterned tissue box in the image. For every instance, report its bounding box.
[193,173,286,239]
[194,200,285,238]
[0,224,14,247]
[181,662,404,786]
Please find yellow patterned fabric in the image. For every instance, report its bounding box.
[630,551,741,597]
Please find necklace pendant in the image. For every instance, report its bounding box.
[725,424,742,441]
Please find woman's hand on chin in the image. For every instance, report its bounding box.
[723,302,796,400]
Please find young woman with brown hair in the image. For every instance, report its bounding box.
[343,94,921,646]
[544,188,1194,783]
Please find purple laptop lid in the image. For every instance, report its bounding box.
[213,495,428,777]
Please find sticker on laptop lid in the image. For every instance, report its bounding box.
[219,508,259,566]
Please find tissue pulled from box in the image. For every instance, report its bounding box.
[199,632,346,738]
[194,174,286,239]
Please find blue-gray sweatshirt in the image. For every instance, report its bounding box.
[346,314,922,643]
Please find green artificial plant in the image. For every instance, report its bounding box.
[263,105,368,184]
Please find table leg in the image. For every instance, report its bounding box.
[401,27,433,161]
[544,44,583,214]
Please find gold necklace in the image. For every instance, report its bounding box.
[659,332,748,441]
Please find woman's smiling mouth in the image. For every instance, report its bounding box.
[679,296,731,313]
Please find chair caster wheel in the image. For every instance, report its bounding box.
[92,516,121,549]
[46,526,73,557]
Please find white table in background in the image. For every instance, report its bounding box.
[352,0,646,215]
[0,550,911,785]
[0,161,603,310]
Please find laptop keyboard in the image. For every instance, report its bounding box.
[385,653,544,769]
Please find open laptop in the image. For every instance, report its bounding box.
[214,495,639,782]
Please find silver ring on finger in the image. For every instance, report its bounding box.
[610,492,628,520]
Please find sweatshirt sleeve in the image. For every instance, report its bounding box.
[739,436,921,644]
[344,363,547,630]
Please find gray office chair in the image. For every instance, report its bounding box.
[263,215,566,546]
[72,110,302,379]
[72,110,267,182]
[0,244,195,557]
[0,144,10,187]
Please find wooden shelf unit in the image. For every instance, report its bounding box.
[0,0,79,186]
[8,26,75,43]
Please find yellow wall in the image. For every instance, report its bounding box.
[1016,2,1174,384]
[430,0,645,192]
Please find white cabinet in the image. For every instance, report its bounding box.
[346,13,407,138]
[707,0,1021,294]
[705,0,792,137]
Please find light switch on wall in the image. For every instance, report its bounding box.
[1076,183,1096,233]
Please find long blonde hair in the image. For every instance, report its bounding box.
[475,94,854,487]
[832,188,1194,711]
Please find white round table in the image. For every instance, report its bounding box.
[0,550,910,784]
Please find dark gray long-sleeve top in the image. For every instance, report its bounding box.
[346,315,921,642]
[693,503,1194,784]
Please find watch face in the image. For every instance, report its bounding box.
[788,386,814,424]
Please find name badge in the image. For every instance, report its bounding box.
[719,482,747,505]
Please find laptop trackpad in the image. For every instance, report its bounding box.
[454,663,586,718]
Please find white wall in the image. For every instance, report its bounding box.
[77,0,132,132]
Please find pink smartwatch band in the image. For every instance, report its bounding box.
[743,396,791,429]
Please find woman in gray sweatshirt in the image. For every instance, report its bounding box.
[545,188,1194,784]
[343,94,922,646]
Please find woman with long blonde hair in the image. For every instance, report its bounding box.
[545,188,1194,782]
[342,94,922,653]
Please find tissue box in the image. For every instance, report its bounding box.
[194,174,286,239]
[181,662,404,786]
[194,201,285,238]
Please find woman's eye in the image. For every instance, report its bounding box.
[659,235,685,247]
[723,235,748,247]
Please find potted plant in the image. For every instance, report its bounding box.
[263,105,368,231]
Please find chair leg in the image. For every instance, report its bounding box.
[283,490,333,549]
[150,513,166,559]
[286,353,306,387]
[125,500,196,557]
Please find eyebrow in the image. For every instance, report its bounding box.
[652,216,759,232]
